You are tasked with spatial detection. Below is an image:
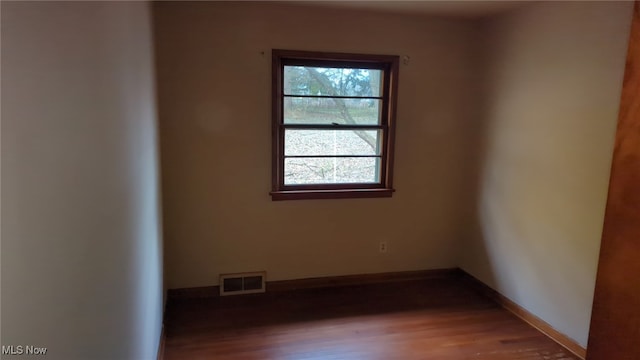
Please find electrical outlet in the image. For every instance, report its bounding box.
[379,241,388,253]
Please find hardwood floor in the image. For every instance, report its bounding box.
[164,277,577,359]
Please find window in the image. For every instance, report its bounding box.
[271,50,399,200]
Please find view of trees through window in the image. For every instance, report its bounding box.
[283,66,384,184]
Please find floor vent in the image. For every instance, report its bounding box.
[220,271,266,296]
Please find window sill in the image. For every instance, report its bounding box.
[270,188,395,201]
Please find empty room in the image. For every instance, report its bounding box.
[2,1,639,360]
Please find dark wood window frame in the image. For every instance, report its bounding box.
[270,49,399,201]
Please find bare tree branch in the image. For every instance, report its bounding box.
[288,160,330,180]
[306,69,377,150]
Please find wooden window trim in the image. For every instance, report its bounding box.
[271,49,399,201]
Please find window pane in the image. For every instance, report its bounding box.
[284,157,380,185]
[284,66,382,97]
[284,97,381,125]
[285,129,381,156]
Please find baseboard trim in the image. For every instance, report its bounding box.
[168,285,219,298]
[157,325,165,360]
[268,268,459,292]
[458,270,586,360]
[167,268,459,299]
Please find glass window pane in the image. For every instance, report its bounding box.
[284,157,380,185]
[284,97,381,125]
[284,66,382,97]
[285,129,381,156]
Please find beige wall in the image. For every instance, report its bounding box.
[155,2,481,288]
[1,2,163,359]
[155,1,633,346]
[460,1,633,347]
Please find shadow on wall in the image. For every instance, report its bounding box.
[459,0,632,348]
[456,16,498,289]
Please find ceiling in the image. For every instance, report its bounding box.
[287,1,526,19]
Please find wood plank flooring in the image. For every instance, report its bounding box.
[163,277,578,359]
